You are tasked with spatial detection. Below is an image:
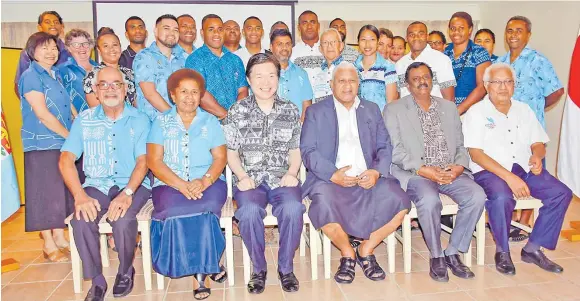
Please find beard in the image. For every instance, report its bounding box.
[159,37,178,48]
[103,97,122,107]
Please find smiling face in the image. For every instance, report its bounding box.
[448,17,472,46]
[37,13,63,37]
[406,23,428,53]
[407,65,433,98]
[390,38,406,62]
[203,17,225,50]
[378,34,392,59]
[243,18,263,45]
[125,19,147,45]
[178,16,196,45]
[97,34,121,64]
[485,67,515,105]
[358,29,378,57]
[34,39,59,67]
[155,18,179,48]
[330,19,347,42]
[298,13,320,41]
[248,62,279,101]
[428,33,445,52]
[68,36,93,62]
[331,66,359,105]
[319,30,343,63]
[95,67,127,108]
[505,19,531,52]
[171,78,201,114]
[271,35,293,65]
[224,20,241,45]
[474,31,495,57]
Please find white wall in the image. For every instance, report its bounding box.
[1,0,93,22]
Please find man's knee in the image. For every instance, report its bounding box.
[414,193,443,216]
[70,216,99,232]
[468,185,488,209]
[109,215,138,232]
[235,201,266,222]
[276,200,305,221]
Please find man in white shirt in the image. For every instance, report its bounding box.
[235,16,266,69]
[329,18,359,63]
[311,28,345,103]
[291,10,324,86]
[463,62,572,276]
[396,21,456,101]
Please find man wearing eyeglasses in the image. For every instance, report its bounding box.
[310,28,345,103]
[463,62,572,276]
[60,66,151,301]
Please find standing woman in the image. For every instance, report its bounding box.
[18,32,74,262]
[474,28,498,62]
[390,36,407,64]
[59,29,98,114]
[377,28,394,62]
[354,25,398,112]
[444,12,491,114]
[84,27,136,107]
[147,69,228,300]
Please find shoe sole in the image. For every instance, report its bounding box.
[495,267,516,275]
[429,271,449,282]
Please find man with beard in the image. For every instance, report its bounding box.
[60,66,151,301]
[176,14,197,55]
[235,16,266,68]
[291,10,324,89]
[186,14,249,119]
[133,14,186,120]
[119,16,147,69]
[224,20,242,52]
[329,18,359,63]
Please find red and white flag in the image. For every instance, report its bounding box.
[557,29,580,197]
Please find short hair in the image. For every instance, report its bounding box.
[329,18,345,27]
[270,21,288,31]
[331,61,358,81]
[508,15,532,32]
[166,69,206,103]
[429,30,447,44]
[244,16,262,27]
[298,10,318,22]
[407,21,428,33]
[177,14,194,21]
[64,29,94,47]
[25,32,59,61]
[449,11,474,28]
[124,16,145,31]
[321,28,342,42]
[393,36,407,47]
[202,14,223,29]
[405,62,434,83]
[483,62,517,83]
[475,28,496,43]
[379,28,394,39]
[155,14,178,26]
[245,52,280,78]
[93,66,129,88]
[96,27,120,48]
[270,28,292,44]
[38,11,63,25]
[357,24,380,41]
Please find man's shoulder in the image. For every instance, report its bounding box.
[434,96,457,111]
[387,95,412,112]
[309,96,333,112]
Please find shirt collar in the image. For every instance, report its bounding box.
[445,39,474,56]
[297,40,320,49]
[199,44,231,58]
[150,41,186,57]
[282,61,297,73]
[94,102,138,120]
[125,45,138,57]
[31,60,58,75]
[507,46,533,61]
[333,95,360,111]
[322,55,344,70]
[354,52,380,69]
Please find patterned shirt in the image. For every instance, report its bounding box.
[14,39,71,84]
[147,107,226,186]
[278,61,313,112]
[185,45,248,110]
[312,56,344,103]
[341,45,359,64]
[291,41,325,93]
[496,46,563,128]
[134,41,187,120]
[119,46,138,70]
[61,103,151,194]
[414,99,451,168]
[354,53,398,112]
[59,57,99,113]
[223,95,301,188]
[83,62,136,106]
[444,40,490,105]
[491,54,499,62]
[19,61,73,152]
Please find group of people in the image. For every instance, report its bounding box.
[15,8,574,301]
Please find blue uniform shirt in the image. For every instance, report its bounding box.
[58,57,98,113]
[496,46,563,128]
[14,39,71,84]
[185,45,248,110]
[278,61,313,112]
[133,41,187,121]
[444,40,490,105]
[61,103,151,194]
[147,107,226,187]
[354,53,398,112]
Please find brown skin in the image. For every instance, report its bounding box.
[177,16,196,54]
[242,18,263,54]
[474,31,495,57]
[319,30,344,66]
[330,19,347,42]
[223,20,241,52]
[125,19,147,52]
[390,37,406,63]
[298,12,320,46]
[359,29,398,102]
[428,33,445,52]
[378,34,392,60]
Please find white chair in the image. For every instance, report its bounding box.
[512,198,543,233]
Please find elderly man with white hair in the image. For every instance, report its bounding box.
[463,62,573,276]
[310,28,347,103]
[301,61,411,284]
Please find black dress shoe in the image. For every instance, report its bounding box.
[521,249,564,273]
[247,270,267,294]
[429,257,449,282]
[494,252,516,275]
[278,271,299,293]
[84,285,107,301]
[445,254,475,279]
[113,267,135,297]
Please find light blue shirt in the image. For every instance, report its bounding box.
[19,61,73,152]
[278,61,313,112]
[58,57,98,113]
[175,43,196,58]
[496,46,563,127]
[147,107,226,187]
[133,41,187,121]
[354,53,397,112]
[61,104,151,194]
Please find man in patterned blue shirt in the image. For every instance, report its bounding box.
[176,14,197,56]
[60,67,151,301]
[186,14,249,120]
[133,14,186,121]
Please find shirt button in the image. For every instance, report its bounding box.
[511,142,514,144]
[113,134,116,137]
[115,160,118,163]
[113,148,116,150]
[115,172,118,174]
[513,156,515,159]
[508,130,511,132]
[185,155,188,158]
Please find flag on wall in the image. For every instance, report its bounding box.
[1,112,21,221]
[557,29,580,197]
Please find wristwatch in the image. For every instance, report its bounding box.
[124,188,134,196]
[204,173,214,184]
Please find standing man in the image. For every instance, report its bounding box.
[291,10,324,88]
[119,16,147,70]
[329,17,359,63]
[186,14,249,119]
[133,14,186,121]
[311,28,345,103]
[270,21,289,37]
[396,21,456,101]
[224,20,242,52]
[176,14,197,55]
[235,16,266,68]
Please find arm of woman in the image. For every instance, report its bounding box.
[146,143,194,199]
[201,145,227,189]
[386,82,399,103]
[457,61,491,115]
[24,90,69,138]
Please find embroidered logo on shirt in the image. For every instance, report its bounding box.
[201,126,208,138]
[485,117,496,129]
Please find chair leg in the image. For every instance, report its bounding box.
[139,221,152,291]
[300,224,306,257]
[69,223,83,294]
[476,211,486,266]
[309,223,318,280]
[242,242,251,285]
[387,233,396,274]
[316,230,323,255]
[100,234,109,267]
[156,273,164,290]
[222,217,235,287]
[323,232,331,279]
[532,207,540,228]
[402,214,412,273]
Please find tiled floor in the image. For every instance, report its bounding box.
[3,196,580,301]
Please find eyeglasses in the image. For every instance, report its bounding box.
[96,81,124,90]
[427,41,444,46]
[487,79,515,87]
[321,40,339,47]
[70,42,92,49]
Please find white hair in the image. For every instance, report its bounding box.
[93,66,129,87]
[483,62,517,83]
[331,61,358,81]
[320,28,342,43]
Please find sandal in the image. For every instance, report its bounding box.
[509,228,529,242]
[209,265,228,283]
[355,248,386,281]
[193,274,211,300]
[43,249,69,262]
[334,257,356,284]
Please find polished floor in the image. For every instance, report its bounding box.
[2,197,580,301]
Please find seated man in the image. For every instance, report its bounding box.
[384,62,486,282]
[59,67,151,301]
[463,62,573,275]
[301,61,411,284]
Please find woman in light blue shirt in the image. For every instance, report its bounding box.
[147,69,227,300]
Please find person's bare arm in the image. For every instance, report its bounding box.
[203,145,227,187]
[545,88,565,108]
[200,92,228,119]
[147,143,195,199]
[139,82,172,113]
[441,86,455,102]
[59,151,101,221]
[301,100,312,123]
[237,86,249,101]
[25,91,69,138]
[386,82,399,103]
[457,61,491,115]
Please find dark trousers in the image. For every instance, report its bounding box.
[70,185,151,279]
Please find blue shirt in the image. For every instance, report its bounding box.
[58,57,98,113]
[147,107,226,186]
[354,53,398,112]
[185,45,248,110]
[61,104,151,194]
[278,61,313,112]
[18,61,72,152]
[491,54,499,62]
[14,39,71,84]
[133,41,187,121]
[175,44,196,58]
[444,40,490,105]
[496,46,563,127]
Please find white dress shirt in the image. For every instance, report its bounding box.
[462,96,549,174]
[334,96,368,177]
[234,47,266,70]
